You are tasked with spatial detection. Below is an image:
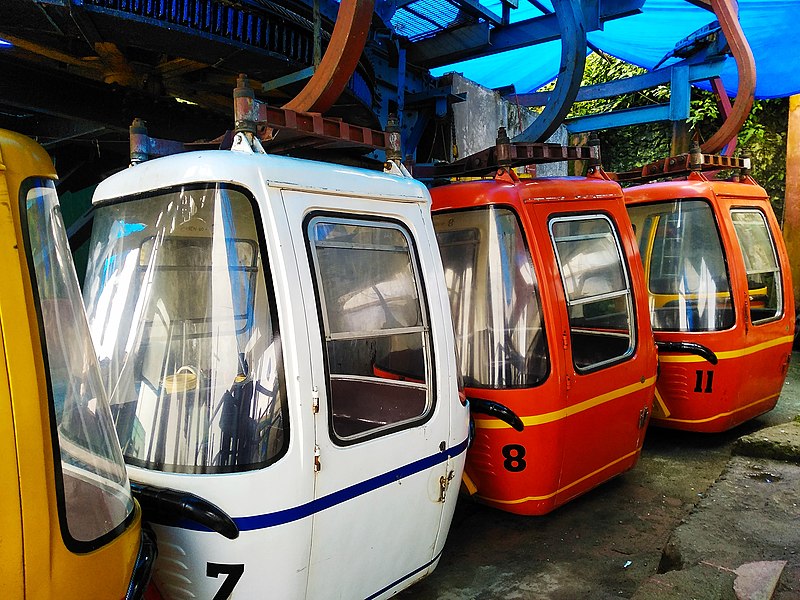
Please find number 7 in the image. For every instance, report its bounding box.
[207,563,245,600]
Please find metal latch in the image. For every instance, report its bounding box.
[438,469,455,503]
[311,386,319,414]
[638,406,650,429]
[314,445,321,472]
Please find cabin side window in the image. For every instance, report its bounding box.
[432,207,548,389]
[83,184,289,474]
[730,208,783,324]
[306,216,432,443]
[549,214,635,371]
[627,199,734,332]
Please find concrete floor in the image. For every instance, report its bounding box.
[400,353,800,600]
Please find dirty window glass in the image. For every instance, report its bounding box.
[627,199,734,332]
[550,215,634,370]
[730,208,782,324]
[433,207,548,389]
[307,217,431,442]
[83,184,288,474]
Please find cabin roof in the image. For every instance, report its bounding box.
[623,177,769,205]
[0,128,57,183]
[93,150,430,206]
[430,176,623,212]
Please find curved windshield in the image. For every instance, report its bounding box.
[83,184,288,474]
[433,207,548,388]
[23,179,134,546]
[627,199,734,332]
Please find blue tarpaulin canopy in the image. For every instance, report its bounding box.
[429,0,800,100]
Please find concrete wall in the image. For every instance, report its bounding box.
[449,73,567,177]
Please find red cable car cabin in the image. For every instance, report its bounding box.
[624,172,794,432]
[430,168,657,515]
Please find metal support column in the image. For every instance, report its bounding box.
[783,94,800,312]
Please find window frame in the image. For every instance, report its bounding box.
[304,211,436,446]
[432,204,551,390]
[548,211,637,373]
[87,182,291,475]
[628,197,736,333]
[729,206,784,326]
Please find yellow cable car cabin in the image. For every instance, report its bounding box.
[0,129,155,599]
[625,171,794,432]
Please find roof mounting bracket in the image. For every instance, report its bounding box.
[611,147,753,183]
[412,126,598,179]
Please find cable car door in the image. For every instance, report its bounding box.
[281,190,451,599]
[543,208,654,504]
[727,202,793,415]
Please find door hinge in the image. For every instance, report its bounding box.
[311,386,319,414]
[565,374,572,391]
[438,469,455,503]
[313,444,321,472]
[562,329,568,350]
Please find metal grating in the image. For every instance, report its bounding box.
[391,0,477,41]
[79,0,376,109]
[82,0,316,64]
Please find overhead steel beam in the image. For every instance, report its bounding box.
[700,0,754,153]
[408,12,559,67]
[511,58,725,106]
[513,0,586,143]
[407,0,643,68]
[237,75,388,151]
[684,0,714,10]
[525,4,743,142]
[709,76,736,155]
[397,0,503,25]
[566,104,672,133]
[0,56,229,141]
[283,0,374,114]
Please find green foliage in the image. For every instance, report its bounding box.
[738,98,788,220]
[561,53,788,216]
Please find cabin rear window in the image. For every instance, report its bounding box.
[549,214,635,371]
[730,208,783,324]
[432,207,548,389]
[83,184,288,474]
[306,216,432,443]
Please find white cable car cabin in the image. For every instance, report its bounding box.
[81,139,469,600]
